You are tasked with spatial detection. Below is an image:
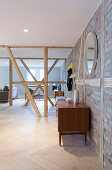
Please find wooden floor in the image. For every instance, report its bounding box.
[0,99,103,170]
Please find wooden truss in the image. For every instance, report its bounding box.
[7,47,42,117]
[0,45,72,117]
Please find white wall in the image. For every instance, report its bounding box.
[0,66,61,97]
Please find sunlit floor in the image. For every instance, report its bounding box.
[0,99,103,170]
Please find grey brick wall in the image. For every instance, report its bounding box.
[70,4,102,157]
[66,1,112,169]
[104,0,112,169]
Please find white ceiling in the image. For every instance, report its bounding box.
[0,0,101,46]
[0,0,101,67]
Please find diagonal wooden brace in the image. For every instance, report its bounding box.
[20,59,56,106]
[25,59,59,106]
[6,47,42,118]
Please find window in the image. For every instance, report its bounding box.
[27,69,36,81]
[40,69,44,80]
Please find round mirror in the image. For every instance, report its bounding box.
[84,32,97,75]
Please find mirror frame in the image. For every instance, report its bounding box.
[84,32,98,75]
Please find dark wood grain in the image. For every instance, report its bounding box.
[57,101,90,146]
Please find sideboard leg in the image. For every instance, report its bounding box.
[59,132,61,146]
[85,132,87,145]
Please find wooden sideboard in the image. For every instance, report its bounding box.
[56,100,90,146]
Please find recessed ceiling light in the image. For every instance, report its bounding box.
[24,29,29,33]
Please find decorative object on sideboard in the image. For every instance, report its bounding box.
[70,73,79,104]
[66,98,73,103]
[73,89,79,104]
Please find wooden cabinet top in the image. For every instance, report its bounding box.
[57,100,90,109]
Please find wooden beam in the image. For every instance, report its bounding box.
[12,81,44,85]
[44,47,48,117]
[0,45,73,49]
[39,86,54,106]
[21,58,66,60]
[0,57,9,59]
[6,47,41,117]
[9,59,13,106]
[25,85,54,106]
[0,57,66,60]
[25,59,59,106]
[48,59,59,75]
[20,59,54,106]
[20,59,37,81]
[25,85,54,107]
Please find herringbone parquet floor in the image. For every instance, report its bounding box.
[0,99,103,170]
